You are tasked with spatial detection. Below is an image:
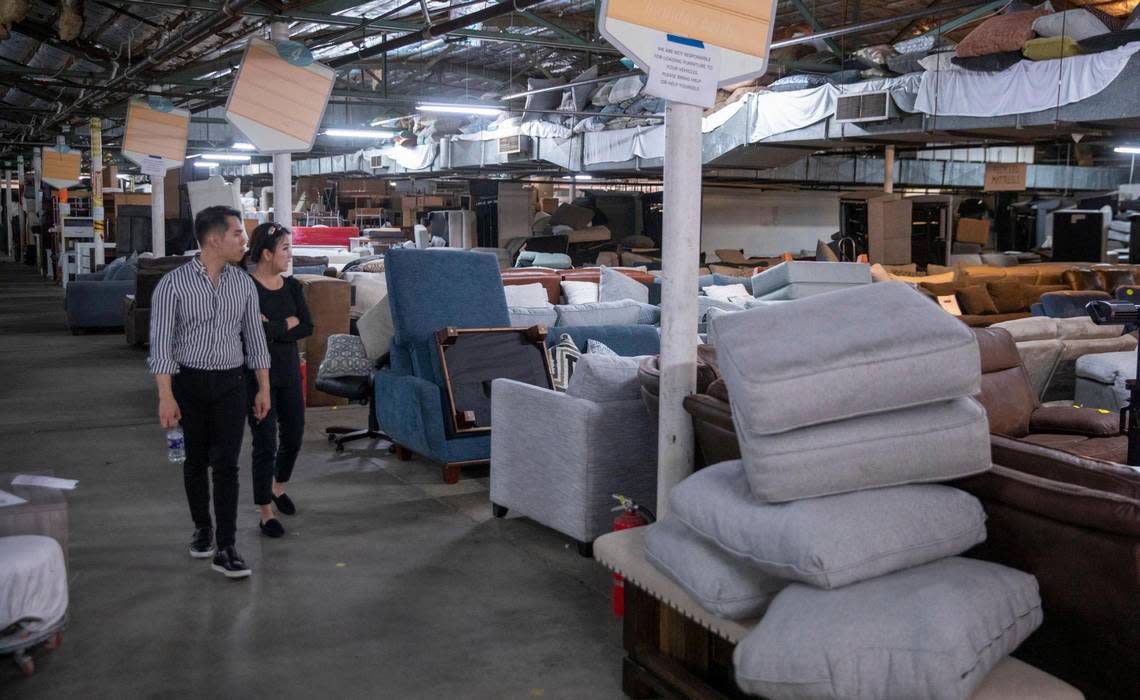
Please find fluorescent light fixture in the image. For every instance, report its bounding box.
[116,174,131,181]
[193,161,222,168]
[186,154,202,160]
[1115,147,1140,155]
[562,174,593,180]
[192,153,250,162]
[418,103,503,117]
[323,128,396,138]
[79,174,90,179]
[232,142,256,151]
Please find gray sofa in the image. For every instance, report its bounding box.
[489,353,658,556]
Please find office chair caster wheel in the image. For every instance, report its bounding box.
[335,443,344,453]
[15,651,33,677]
[44,632,62,651]
[327,434,336,445]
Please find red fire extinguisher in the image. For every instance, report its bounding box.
[611,494,653,617]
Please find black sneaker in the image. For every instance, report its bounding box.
[211,546,252,579]
[189,527,215,559]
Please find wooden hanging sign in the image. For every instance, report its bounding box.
[224,38,336,154]
[41,149,82,188]
[122,99,190,170]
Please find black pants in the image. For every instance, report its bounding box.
[247,375,305,506]
[173,368,247,549]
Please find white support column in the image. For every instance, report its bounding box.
[271,21,294,275]
[4,168,12,261]
[32,149,42,275]
[884,145,895,194]
[151,174,166,257]
[655,101,703,519]
[91,117,106,268]
[16,156,25,259]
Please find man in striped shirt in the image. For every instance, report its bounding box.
[149,205,272,579]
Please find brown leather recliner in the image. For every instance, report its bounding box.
[637,346,728,469]
[974,327,1121,456]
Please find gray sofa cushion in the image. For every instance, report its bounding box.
[565,353,642,403]
[555,299,642,327]
[509,305,558,328]
[671,461,988,589]
[711,281,980,436]
[645,518,786,620]
[742,397,991,502]
[1075,350,1133,385]
[356,296,395,362]
[750,261,871,298]
[599,266,649,304]
[752,282,865,301]
[734,557,1042,700]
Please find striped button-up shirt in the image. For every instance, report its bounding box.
[148,257,272,375]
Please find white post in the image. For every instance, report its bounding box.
[33,148,42,275]
[271,21,294,275]
[884,145,895,194]
[655,101,703,519]
[151,173,166,257]
[91,117,105,268]
[16,156,25,261]
[4,168,11,261]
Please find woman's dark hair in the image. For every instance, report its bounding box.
[248,222,291,264]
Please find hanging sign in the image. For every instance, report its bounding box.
[40,149,82,189]
[122,99,190,171]
[599,0,777,89]
[224,38,335,154]
[984,163,1029,192]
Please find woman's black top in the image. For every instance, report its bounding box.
[252,275,313,386]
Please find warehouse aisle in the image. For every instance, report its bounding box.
[0,262,623,699]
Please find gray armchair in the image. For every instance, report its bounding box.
[489,354,658,557]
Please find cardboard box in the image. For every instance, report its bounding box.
[957,218,990,246]
[101,165,118,189]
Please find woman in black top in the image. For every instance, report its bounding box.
[246,223,313,537]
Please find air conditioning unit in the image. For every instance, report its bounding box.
[497,134,532,156]
[834,91,893,124]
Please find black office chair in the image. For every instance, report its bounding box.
[315,336,391,452]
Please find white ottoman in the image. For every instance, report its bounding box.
[0,535,68,676]
[1075,351,1135,411]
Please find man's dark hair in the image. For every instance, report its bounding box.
[194,206,242,247]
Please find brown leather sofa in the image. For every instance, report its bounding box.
[125,255,194,347]
[1062,267,1137,294]
[501,267,656,305]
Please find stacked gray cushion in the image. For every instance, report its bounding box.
[555,299,642,327]
[671,461,988,589]
[565,353,643,403]
[750,261,871,301]
[734,557,1042,700]
[645,517,787,620]
[740,397,989,502]
[711,281,980,436]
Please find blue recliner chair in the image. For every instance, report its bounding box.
[373,248,512,484]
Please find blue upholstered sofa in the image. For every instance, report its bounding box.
[64,254,138,332]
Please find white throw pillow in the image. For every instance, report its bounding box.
[503,282,551,308]
[561,280,599,304]
[703,283,750,302]
[1033,9,1111,41]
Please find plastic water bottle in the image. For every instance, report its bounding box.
[166,428,185,463]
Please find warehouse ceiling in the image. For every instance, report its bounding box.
[1,0,1138,162]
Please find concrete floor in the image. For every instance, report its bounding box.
[0,262,625,698]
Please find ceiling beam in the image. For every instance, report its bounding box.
[9,20,114,69]
[786,0,843,55]
[516,10,589,46]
